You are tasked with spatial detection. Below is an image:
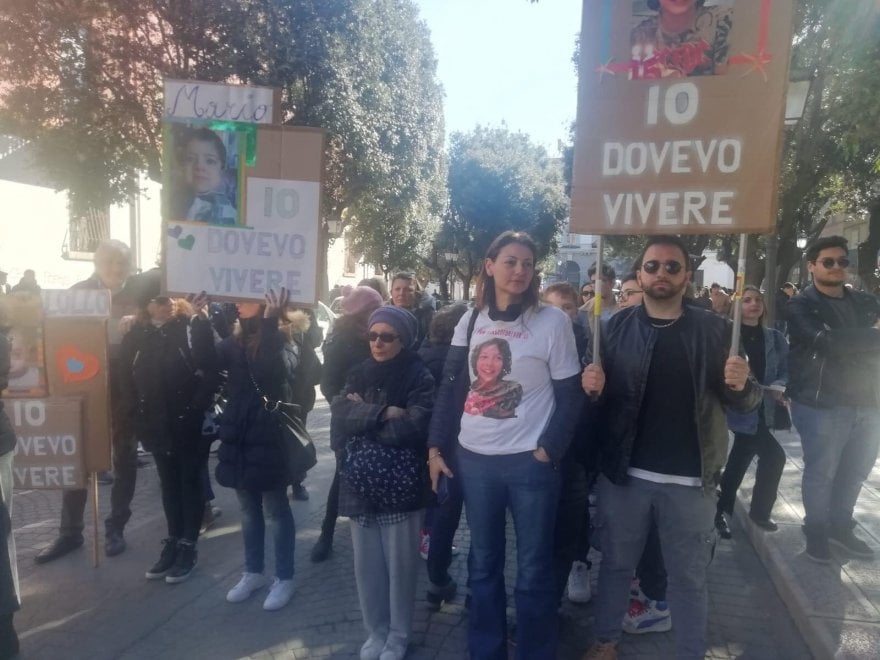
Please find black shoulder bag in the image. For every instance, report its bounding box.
[247,369,317,481]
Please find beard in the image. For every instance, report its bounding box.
[643,279,687,301]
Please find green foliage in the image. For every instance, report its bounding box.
[0,0,446,250]
[445,126,569,288]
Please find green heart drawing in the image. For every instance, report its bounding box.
[178,234,196,250]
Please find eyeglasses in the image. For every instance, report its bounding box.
[581,290,592,297]
[150,296,171,305]
[620,289,643,298]
[641,260,683,275]
[368,332,400,343]
[817,257,850,269]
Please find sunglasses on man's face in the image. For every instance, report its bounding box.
[641,260,683,275]
[817,257,850,269]
[368,332,400,344]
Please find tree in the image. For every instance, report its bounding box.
[0,0,446,287]
[445,126,569,295]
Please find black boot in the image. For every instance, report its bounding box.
[803,524,831,564]
[165,540,198,584]
[145,538,178,580]
[34,535,83,564]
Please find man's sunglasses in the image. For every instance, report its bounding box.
[641,260,683,275]
[368,332,400,343]
[817,257,850,269]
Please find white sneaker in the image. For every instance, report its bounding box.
[226,572,268,603]
[263,578,295,611]
[360,635,385,660]
[566,560,592,603]
[379,637,408,660]
[623,598,672,634]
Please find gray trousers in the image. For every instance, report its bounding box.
[595,475,716,660]
[350,512,423,649]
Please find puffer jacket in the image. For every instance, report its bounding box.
[786,285,880,408]
[320,320,372,402]
[215,317,299,492]
[726,326,788,434]
[329,350,434,516]
[120,314,218,454]
[594,304,761,492]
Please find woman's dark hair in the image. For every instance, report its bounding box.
[475,231,540,311]
[428,302,468,346]
[805,235,848,263]
[179,127,227,167]
[647,0,705,11]
[738,284,766,326]
[358,276,388,300]
[469,337,513,379]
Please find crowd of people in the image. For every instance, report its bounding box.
[0,230,878,660]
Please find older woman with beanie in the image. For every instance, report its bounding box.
[311,285,385,562]
[331,305,434,660]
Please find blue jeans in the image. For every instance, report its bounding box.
[458,447,561,660]
[594,475,716,660]
[790,402,880,533]
[235,487,295,580]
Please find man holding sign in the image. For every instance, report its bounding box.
[581,235,758,659]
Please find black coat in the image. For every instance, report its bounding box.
[120,315,218,454]
[593,304,761,491]
[215,318,299,492]
[786,284,880,408]
[0,335,15,456]
[319,322,371,402]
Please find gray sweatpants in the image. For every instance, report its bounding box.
[595,475,716,660]
[350,512,423,649]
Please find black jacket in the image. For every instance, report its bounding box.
[0,334,14,457]
[215,318,300,492]
[786,285,880,408]
[330,351,434,516]
[120,315,218,454]
[320,322,371,402]
[593,304,760,491]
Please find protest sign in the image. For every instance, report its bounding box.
[11,397,85,489]
[570,0,794,235]
[0,293,47,397]
[163,80,324,304]
[43,318,111,472]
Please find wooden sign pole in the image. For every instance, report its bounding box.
[729,233,748,358]
[592,235,604,369]
[91,473,100,567]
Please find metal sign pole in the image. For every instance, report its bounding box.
[729,233,748,357]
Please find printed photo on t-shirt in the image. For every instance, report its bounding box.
[463,338,523,419]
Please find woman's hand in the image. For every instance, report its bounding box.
[724,355,749,391]
[346,393,363,403]
[189,291,210,319]
[382,406,405,420]
[263,287,290,318]
[428,451,453,492]
[533,447,551,463]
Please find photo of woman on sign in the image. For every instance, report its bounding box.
[463,338,523,419]
[630,0,734,79]
[167,125,240,226]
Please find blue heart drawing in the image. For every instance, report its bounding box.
[67,357,85,374]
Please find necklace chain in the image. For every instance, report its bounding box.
[649,315,682,329]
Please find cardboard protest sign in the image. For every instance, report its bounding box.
[570,0,794,235]
[164,79,280,125]
[0,293,47,397]
[43,317,111,472]
[10,397,85,489]
[163,80,324,304]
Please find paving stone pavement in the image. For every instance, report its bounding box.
[11,398,810,659]
[734,429,880,660]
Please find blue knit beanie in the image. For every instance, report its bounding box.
[368,305,418,349]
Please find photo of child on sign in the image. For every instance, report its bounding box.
[166,124,242,226]
[630,0,735,79]
[0,295,47,397]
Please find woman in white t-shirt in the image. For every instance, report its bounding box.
[427,231,583,659]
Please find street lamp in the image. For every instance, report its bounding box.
[444,251,458,262]
[796,237,808,288]
[326,219,341,235]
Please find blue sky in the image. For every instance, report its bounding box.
[414,0,582,155]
